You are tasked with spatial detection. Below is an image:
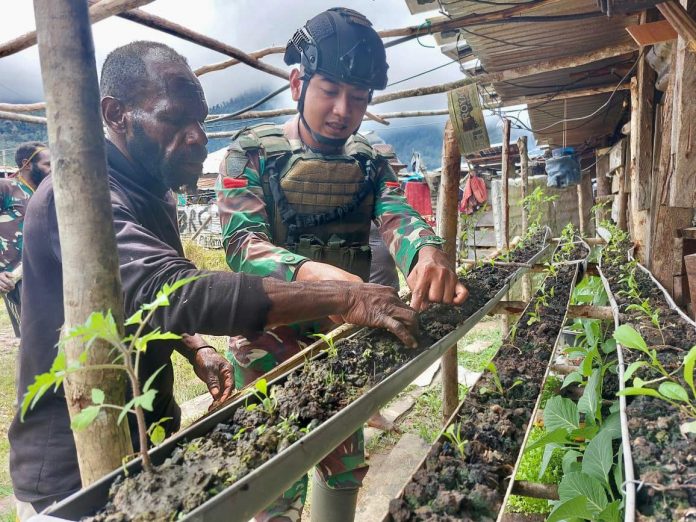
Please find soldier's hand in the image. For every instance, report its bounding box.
[0,272,16,294]
[407,246,468,312]
[191,347,234,405]
[341,283,418,348]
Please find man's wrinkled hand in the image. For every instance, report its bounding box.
[296,261,363,323]
[341,283,419,348]
[407,246,468,312]
[0,272,16,294]
[192,348,234,405]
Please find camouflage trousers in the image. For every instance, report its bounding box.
[228,326,368,522]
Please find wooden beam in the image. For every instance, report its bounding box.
[0,0,155,59]
[517,136,532,301]
[502,119,511,249]
[113,6,289,80]
[370,43,638,106]
[667,0,696,207]
[0,110,46,124]
[194,46,285,77]
[0,102,46,113]
[439,120,461,424]
[657,0,696,53]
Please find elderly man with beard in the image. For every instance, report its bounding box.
[8,41,418,520]
[0,142,51,337]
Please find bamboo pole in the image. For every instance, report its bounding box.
[194,46,285,76]
[33,0,132,485]
[0,102,46,113]
[439,120,461,423]
[370,43,638,106]
[1,0,154,59]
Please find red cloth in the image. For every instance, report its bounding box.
[404,181,433,217]
[459,173,487,214]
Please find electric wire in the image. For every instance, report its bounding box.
[205,84,290,124]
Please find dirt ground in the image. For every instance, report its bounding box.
[0,305,20,522]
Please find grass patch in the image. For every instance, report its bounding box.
[506,426,563,515]
[0,307,18,504]
[457,319,502,372]
[182,240,228,272]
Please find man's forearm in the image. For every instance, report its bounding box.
[262,278,352,327]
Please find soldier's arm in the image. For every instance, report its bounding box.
[216,146,308,281]
[372,162,444,276]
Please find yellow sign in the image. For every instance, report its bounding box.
[447,84,490,155]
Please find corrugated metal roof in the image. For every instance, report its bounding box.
[421,0,640,147]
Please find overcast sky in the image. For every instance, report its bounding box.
[0,1,467,109]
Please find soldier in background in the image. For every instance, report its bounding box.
[217,8,467,521]
[0,142,51,336]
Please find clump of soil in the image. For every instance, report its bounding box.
[387,242,585,521]
[600,236,696,519]
[87,232,551,521]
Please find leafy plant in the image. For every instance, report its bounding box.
[245,378,278,416]
[614,325,696,431]
[523,186,558,231]
[21,276,202,472]
[442,422,468,456]
[313,332,338,359]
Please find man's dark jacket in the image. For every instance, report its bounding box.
[9,141,270,510]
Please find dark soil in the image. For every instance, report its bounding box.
[387,241,586,521]
[600,236,696,519]
[86,232,550,522]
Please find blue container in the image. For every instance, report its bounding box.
[546,148,581,188]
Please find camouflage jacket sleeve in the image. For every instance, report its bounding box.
[0,180,27,272]
[216,145,308,281]
[373,162,444,276]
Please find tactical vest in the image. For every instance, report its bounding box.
[235,123,391,281]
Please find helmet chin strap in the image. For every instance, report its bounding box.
[297,75,359,149]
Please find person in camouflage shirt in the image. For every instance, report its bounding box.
[0,142,51,336]
[216,9,467,522]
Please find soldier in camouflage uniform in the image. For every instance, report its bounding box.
[217,8,467,522]
[0,142,51,336]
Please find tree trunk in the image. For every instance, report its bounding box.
[33,0,132,486]
[438,120,461,423]
[517,136,532,301]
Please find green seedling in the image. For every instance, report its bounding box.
[245,378,277,416]
[20,276,203,472]
[313,332,339,359]
[442,422,468,456]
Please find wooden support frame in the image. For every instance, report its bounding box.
[501,119,512,250]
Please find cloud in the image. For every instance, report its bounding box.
[0,0,463,111]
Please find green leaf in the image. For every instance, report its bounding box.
[544,396,580,433]
[118,398,136,424]
[569,425,599,440]
[580,351,594,377]
[613,325,648,354]
[546,496,595,522]
[658,381,689,403]
[70,405,101,431]
[683,346,696,398]
[124,309,144,327]
[623,361,648,383]
[578,369,601,421]
[601,338,617,355]
[539,443,560,480]
[134,330,181,352]
[617,386,664,400]
[143,365,167,393]
[255,378,268,397]
[562,371,584,389]
[582,430,613,483]
[599,500,621,522]
[633,377,646,389]
[599,412,622,440]
[562,450,582,474]
[680,420,696,435]
[525,427,570,452]
[134,389,157,412]
[91,388,105,405]
[558,472,608,515]
[613,444,624,494]
[149,425,166,445]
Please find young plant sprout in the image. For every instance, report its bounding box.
[313,332,339,359]
[245,378,278,416]
[442,422,468,456]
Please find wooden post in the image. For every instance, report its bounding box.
[33,0,132,485]
[517,135,532,301]
[501,119,511,249]
[439,120,461,423]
